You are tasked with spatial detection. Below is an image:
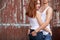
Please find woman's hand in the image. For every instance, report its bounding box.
[31,31,37,36]
[49,31,52,36]
[27,29,30,35]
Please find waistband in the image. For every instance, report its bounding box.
[30,29,43,33]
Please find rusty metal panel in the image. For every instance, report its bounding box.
[0,0,29,40]
[0,0,60,40]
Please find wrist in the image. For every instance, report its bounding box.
[35,30,38,33]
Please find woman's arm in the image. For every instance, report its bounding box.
[44,28,52,36]
[35,7,53,33]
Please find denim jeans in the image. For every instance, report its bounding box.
[43,33,52,40]
[29,29,43,40]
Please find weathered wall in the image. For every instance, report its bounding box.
[0,0,60,40]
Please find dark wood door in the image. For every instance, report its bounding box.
[52,27,60,40]
[50,0,60,40]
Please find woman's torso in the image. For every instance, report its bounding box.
[28,6,51,35]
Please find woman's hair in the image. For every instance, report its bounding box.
[26,0,37,18]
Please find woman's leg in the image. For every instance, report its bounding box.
[43,33,52,40]
[29,34,36,40]
[36,32,43,40]
[29,29,37,40]
[29,29,43,40]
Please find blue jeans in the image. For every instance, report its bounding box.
[43,33,52,40]
[29,29,43,40]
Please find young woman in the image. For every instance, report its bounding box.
[26,0,53,40]
[26,0,43,40]
[35,0,53,40]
